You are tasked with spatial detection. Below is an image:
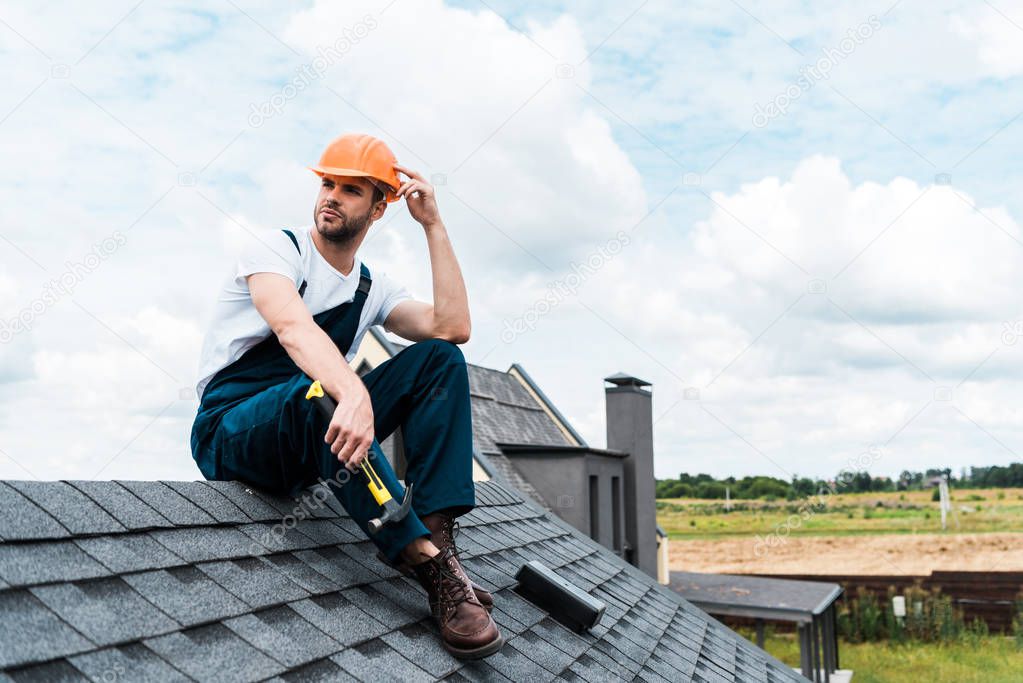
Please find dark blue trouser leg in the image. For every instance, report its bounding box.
[197,338,476,563]
[360,338,477,519]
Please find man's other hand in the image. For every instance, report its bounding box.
[325,380,375,471]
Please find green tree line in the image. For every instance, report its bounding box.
[656,462,1023,500]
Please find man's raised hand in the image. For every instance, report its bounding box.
[394,163,441,228]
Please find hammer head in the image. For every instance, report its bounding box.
[367,482,414,534]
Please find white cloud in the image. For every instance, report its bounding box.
[692,155,1022,324]
[952,2,1023,79]
[0,304,201,480]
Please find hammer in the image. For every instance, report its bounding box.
[305,380,414,533]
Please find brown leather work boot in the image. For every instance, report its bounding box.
[376,512,494,612]
[420,511,494,610]
[411,546,504,659]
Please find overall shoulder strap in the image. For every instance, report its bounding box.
[356,262,372,297]
[307,262,373,357]
[282,228,300,253]
[281,229,307,297]
[333,262,372,356]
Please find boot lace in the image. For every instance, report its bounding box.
[433,546,473,612]
[438,515,463,558]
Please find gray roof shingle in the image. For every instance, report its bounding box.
[0,483,69,541]
[30,578,178,647]
[0,590,94,669]
[333,638,434,682]
[0,479,801,682]
[6,481,125,536]
[73,533,183,575]
[116,482,216,527]
[0,541,108,587]
[197,557,310,609]
[224,605,342,669]
[69,643,190,683]
[144,623,283,682]
[66,482,172,531]
[123,566,249,627]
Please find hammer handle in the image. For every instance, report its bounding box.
[304,381,394,507]
[306,386,338,422]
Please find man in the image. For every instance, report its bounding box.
[190,133,503,659]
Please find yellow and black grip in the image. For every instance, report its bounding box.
[304,380,394,508]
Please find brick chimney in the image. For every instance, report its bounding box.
[604,372,657,578]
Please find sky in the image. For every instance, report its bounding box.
[0,0,1021,483]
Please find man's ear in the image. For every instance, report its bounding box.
[372,201,387,221]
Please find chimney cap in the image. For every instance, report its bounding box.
[603,372,651,388]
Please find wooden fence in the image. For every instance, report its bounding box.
[751,571,1023,632]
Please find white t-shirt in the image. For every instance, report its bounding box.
[195,225,412,397]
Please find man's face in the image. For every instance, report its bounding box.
[313,175,384,244]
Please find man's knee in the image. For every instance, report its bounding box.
[409,338,465,365]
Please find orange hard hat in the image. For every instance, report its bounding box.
[308,133,401,203]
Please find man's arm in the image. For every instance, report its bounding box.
[384,165,471,343]
[383,222,470,343]
[247,272,374,471]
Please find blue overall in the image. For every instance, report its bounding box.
[190,232,476,563]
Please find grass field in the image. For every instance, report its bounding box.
[659,487,1023,574]
[739,630,1023,683]
[657,488,1023,540]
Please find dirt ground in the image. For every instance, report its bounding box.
[669,532,1023,575]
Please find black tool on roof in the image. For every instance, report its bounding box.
[305,380,413,533]
[514,560,605,633]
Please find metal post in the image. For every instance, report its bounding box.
[810,617,821,682]
[818,613,826,683]
[755,619,765,649]
[830,605,840,670]
[798,623,812,680]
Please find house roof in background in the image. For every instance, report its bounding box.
[467,363,573,455]
[466,363,572,510]
[507,363,588,447]
[0,478,802,682]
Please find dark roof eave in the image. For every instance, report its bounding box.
[494,442,629,459]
